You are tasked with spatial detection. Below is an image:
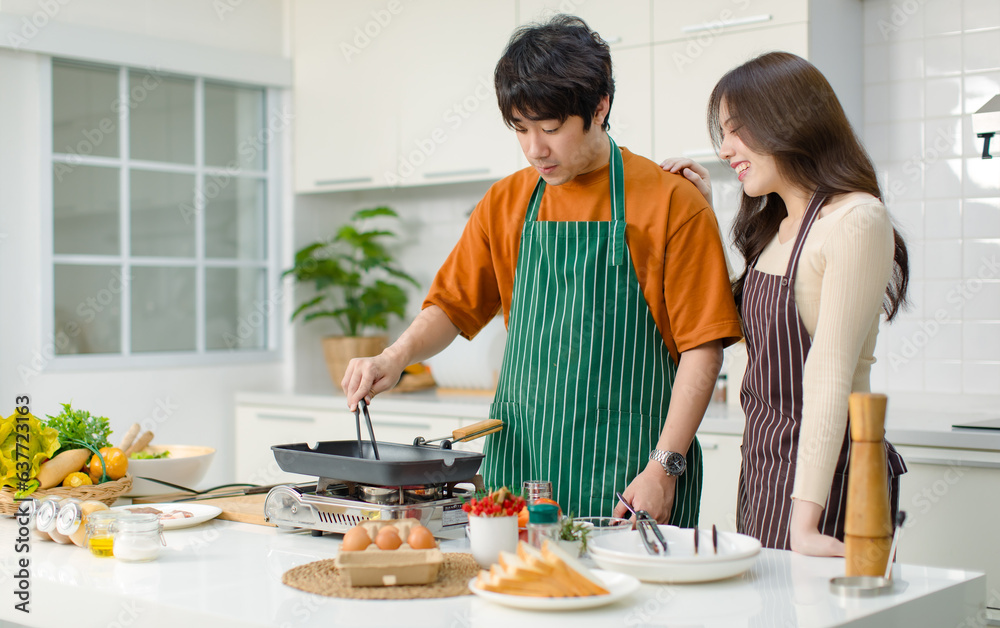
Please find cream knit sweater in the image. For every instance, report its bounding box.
[751,192,894,506]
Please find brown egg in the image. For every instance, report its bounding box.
[406,525,437,550]
[340,526,371,551]
[374,526,402,550]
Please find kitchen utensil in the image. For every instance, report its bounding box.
[412,419,504,448]
[588,525,761,583]
[884,510,907,580]
[270,418,500,487]
[355,398,381,460]
[694,528,699,554]
[712,524,718,554]
[615,492,668,555]
[845,393,893,577]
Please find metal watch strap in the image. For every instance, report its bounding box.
[649,449,686,476]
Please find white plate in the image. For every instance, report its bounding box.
[467,569,640,611]
[588,526,761,583]
[112,503,222,530]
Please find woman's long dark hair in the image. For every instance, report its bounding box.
[709,52,909,320]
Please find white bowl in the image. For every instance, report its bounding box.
[124,445,216,497]
[588,525,761,583]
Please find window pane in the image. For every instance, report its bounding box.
[131,266,195,352]
[129,73,194,164]
[131,170,195,257]
[53,62,119,158]
[205,178,266,260]
[205,83,266,170]
[54,164,119,255]
[54,264,122,355]
[206,268,267,350]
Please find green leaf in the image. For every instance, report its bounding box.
[353,206,398,220]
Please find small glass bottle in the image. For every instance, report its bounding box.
[113,513,165,562]
[32,498,59,541]
[522,480,553,504]
[527,503,560,549]
[86,511,118,557]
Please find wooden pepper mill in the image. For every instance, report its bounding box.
[844,393,893,576]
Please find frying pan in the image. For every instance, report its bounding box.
[270,412,503,487]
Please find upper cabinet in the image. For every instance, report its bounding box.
[651,0,863,161]
[292,1,863,191]
[292,1,518,193]
[519,0,652,48]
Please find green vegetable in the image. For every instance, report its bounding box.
[44,402,112,456]
[559,515,592,554]
[1,410,60,498]
[130,450,169,460]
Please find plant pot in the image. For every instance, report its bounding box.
[321,335,388,392]
[467,515,519,568]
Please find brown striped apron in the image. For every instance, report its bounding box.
[736,192,906,550]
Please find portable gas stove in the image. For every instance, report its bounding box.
[263,476,481,539]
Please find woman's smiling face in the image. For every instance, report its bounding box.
[717,99,783,198]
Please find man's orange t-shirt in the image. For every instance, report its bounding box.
[422,147,741,362]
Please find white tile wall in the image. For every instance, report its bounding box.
[863,0,1000,398]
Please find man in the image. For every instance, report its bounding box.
[343,15,740,525]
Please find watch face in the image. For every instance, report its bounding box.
[666,453,686,475]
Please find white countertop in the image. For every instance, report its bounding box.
[0,517,986,628]
[238,390,1000,452]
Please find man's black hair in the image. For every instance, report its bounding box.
[495,14,614,132]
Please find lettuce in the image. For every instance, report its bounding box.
[0,410,60,498]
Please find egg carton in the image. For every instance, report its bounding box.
[335,518,444,587]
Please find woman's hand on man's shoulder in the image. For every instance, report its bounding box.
[659,158,712,207]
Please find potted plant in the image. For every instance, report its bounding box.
[283,206,419,389]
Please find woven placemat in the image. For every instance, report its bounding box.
[282,553,480,600]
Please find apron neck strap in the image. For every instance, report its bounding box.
[785,191,827,281]
[523,135,627,265]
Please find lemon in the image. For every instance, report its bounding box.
[63,472,93,488]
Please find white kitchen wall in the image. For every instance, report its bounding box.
[857,0,1000,401]
[0,2,294,488]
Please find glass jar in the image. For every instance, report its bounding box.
[521,480,553,504]
[86,511,118,557]
[526,503,560,549]
[113,513,165,562]
[32,498,59,541]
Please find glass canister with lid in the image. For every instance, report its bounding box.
[112,513,165,562]
[85,511,118,557]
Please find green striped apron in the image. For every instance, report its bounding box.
[481,136,702,525]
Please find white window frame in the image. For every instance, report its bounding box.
[40,56,284,369]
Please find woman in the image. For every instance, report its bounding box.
[662,52,908,556]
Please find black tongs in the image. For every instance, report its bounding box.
[616,491,668,555]
[354,398,381,460]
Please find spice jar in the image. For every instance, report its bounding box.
[33,498,59,541]
[57,500,110,547]
[44,498,79,544]
[86,511,118,557]
[527,503,560,549]
[522,480,553,504]
[113,513,165,562]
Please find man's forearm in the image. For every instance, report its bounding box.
[382,305,461,369]
[653,340,724,455]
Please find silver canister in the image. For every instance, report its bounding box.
[522,480,553,504]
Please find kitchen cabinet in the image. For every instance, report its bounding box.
[518,0,652,48]
[697,432,742,532]
[651,0,807,44]
[292,1,518,192]
[651,0,863,161]
[893,444,1000,611]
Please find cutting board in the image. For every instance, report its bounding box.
[133,491,271,526]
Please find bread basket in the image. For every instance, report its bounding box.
[0,473,133,515]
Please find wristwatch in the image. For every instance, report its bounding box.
[649,449,687,476]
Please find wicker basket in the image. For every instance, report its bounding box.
[0,473,133,515]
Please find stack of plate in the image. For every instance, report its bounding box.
[589,525,761,583]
